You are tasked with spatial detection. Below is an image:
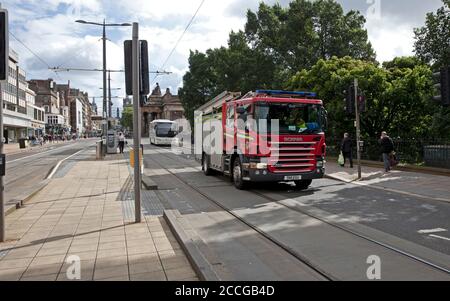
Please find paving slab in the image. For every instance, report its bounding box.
[0,150,197,281]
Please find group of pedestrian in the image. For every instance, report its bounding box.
[339,131,397,173]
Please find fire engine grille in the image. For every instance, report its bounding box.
[268,142,317,173]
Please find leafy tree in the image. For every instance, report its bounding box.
[245,0,375,74]
[286,56,436,141]
[414,0,450,68]
[180,0,375,124]
[121,107,133,130]
[414,0,450,140]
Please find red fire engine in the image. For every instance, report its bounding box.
[195,90,327,190]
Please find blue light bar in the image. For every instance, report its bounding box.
[255,90,317,98]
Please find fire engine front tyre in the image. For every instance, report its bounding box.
[294,180,312,190]
[203,154,213,176]
[233,158,247,190]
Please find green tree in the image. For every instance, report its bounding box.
[414,0,450,140]
[180,0,375,124]
[245,0,375,75]
[121,107,133,130]
[414,0,450,68]
[286,56,436,140]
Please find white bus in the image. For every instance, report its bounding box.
[149,120,179,146]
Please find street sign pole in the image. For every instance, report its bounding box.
[0,5,8,242]
[354,78,362,180]
[132,22,142,223]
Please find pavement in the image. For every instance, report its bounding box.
[3,139,96,216]
[0,147,197,281]
[325,161,450,203]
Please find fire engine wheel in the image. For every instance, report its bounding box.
[233,158,247,190]
[294,180,312,190]
[203,154,213,176]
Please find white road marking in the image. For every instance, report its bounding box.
[429,234,450,242]
[325,174,450,203]
[46,149,86,180]
[418,228,447,234]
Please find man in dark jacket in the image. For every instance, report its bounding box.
[379,131,394,173]
[341,133,353,168]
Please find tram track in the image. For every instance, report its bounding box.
[146,147,450,280]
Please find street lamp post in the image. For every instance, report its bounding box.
[75,19,131,141]
[100,73,121,119]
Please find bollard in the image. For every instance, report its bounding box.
[96,140,103,160]
[130,147,144,174]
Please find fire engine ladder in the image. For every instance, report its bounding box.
[197,91,242,115]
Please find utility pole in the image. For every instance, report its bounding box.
[132,23,142,223]
[0,81,4,242]
[354,78,362,180]
[0,5,8,243]
[102,19,108,144]
[108,70,112,126]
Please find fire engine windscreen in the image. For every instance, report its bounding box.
[156,123,178,138]
[254,103,324,134]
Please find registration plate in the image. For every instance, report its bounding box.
[284,175,303,181]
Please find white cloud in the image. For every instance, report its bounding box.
[366,18,416,63]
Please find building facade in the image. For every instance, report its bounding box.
[69,89,92,136]
[26,87,45,138]
[28,79,70,137]
[1,49,30,143]
[141,84,185,136]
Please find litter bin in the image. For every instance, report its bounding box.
[18,138,28,149]
[96,140,104,160]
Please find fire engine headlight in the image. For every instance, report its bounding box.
[316,161,324,168]
[257,163,268,170]
[250,163,268,170]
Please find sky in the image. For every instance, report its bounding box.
[1,0,445,115]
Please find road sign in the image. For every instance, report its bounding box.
[124,39,149,96]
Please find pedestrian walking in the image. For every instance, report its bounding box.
[118,132,125,154]
[379,131,395,173]
[340,133,353,168]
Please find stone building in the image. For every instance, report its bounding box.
[28,79,70,137]
[68,89,93,135]
[141,83,185,136]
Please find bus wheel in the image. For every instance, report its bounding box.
[233,158,247,190]
[294,180,312,190]
[203,154,213,176]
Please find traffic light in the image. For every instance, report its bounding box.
[0,9,8,81]
[358,94,366,113]
[345,85,355,115]
[124,40,149,96]
[433,67,450,106]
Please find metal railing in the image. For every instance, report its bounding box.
[326,137,450,168]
